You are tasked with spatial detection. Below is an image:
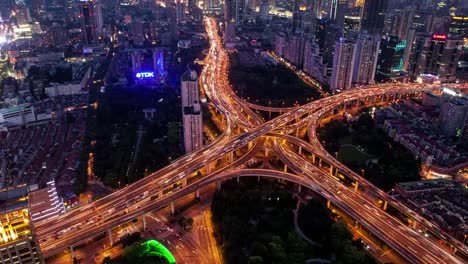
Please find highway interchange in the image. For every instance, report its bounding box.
[35,16,468,263]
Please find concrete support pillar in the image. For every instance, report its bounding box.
[143,215,147,230]
[264,148,269,156]
[171,202,175,214]
[312,154,316,164]
[298,146,302,155]
[257,176,261,182]
[157,191,163,199]
[354,182,359,192]
[329,166,334,176]
[236,176,240,183]
[296,127,299,137]
[70,246,75,258]
[326,200,331,208]
[195,189,200,198]
[269,111,271,119]
[297,184,301,193]
[383,201,388,211]
[411,220,416,229]
[181,178,187,187]
[216,181,221,191]
[108,229,113,245]
[318,159,322,167]
[284,164,288,173]
[206,163,212,174]
[229,152,233,163]
[355,100,359,108]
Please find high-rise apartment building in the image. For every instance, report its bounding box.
[79,0,103,45]
[352,34,380,85]
[330,38,356,92]
[181,71,203,153]
[303,38,329,85]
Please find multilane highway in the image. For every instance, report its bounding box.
[34,16,468,263]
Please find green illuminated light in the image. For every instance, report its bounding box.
[140,240,176,264]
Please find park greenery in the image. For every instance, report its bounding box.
[298,200,376,264]
[84,84,183,190]
[229,54,321,107]
[211,179,374,264]
[317,112,421,191]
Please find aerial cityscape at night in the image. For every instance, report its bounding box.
[0,0,467,263]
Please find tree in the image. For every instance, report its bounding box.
[268,236,287,264]
[286,231,306,264]
[248,256,264,264]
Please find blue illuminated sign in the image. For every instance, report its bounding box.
[136,72,155,78]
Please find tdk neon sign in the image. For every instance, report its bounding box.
[136,72,155,78]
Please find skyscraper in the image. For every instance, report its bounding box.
[79,0,103,45]
[330,0,347,26]
[352,34,380,85]
[408,34,463,82]
[330,38,356,92]
[361,0,388,33]
[224,0,246,26]
[375,35,406,83]
[181,71,203,153]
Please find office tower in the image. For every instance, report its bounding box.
[224,20,236,47]
[130,21,145,46]
[411,11,433,33]
[343,15,361,35]
[79,0,103,45]
[224,0,246,26]
[176,1,186,23]
[31,0,45,17]
[448,15,468,38]
[409,34,463,82]
[260,1,269,21]
[131,49,166,84]
[383,9,414,39]
[352,34,380,85]
[14,5,31,26]
[330,38,356,92]
[181,71,203,153]
[402,28,416,72]
[311,0,323,17]
[376,35,406,83]
[0,185,43,264]
[330,0,347,26]
[361,0,388,34]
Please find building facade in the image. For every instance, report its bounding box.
[330,39,356,92]
[181,71,203,153]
